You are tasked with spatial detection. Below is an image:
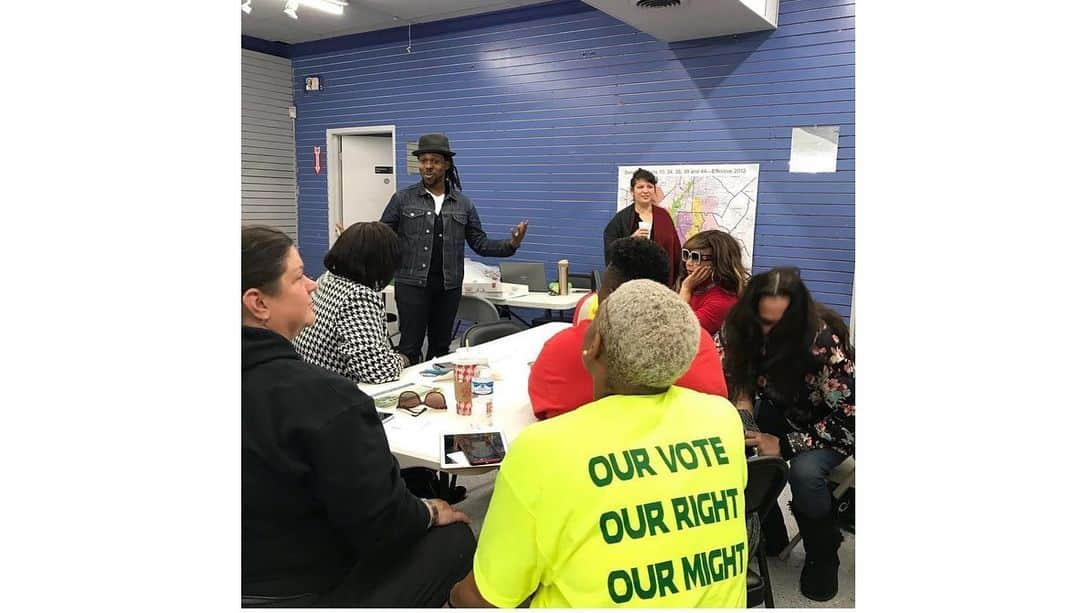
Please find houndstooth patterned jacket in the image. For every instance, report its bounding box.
[294,272,408,384]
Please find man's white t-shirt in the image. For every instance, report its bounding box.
[426,190,446,216]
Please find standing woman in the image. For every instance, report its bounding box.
[676,229,749,337]
[722,267,854,603]
[602,168,681,287]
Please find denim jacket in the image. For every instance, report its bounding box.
[379,182,517,288]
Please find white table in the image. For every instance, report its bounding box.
[486,289,588,310]
[358,322,571,474]
[383,284,587,311]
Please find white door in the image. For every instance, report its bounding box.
[339,134,396,227]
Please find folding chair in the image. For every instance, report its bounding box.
[745,456,789,607]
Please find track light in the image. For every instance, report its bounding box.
[241,0,252,15]
[283,0,299,19]
[300,1,348,16]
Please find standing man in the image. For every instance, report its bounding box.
[381,134,528,364]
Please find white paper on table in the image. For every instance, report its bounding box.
[788,126,839,173]
[385,418,436,457]
[446,451,470,466]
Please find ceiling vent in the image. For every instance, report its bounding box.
[583,0,778,42]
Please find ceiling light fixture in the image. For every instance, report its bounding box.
[283,0,299,19]
[299,0,348,16]
[241,0,252,14]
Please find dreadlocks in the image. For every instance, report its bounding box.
[446,161,463,192]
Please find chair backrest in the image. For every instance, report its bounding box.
[464,320,527,347]
[571,292,598,324]
[744,456,789,516]
[567,271,597,292]
[455,294,501,324]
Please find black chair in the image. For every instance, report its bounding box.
[745,456,789,608]
[530,270,597,326]
[464,320,526,347]
[452,294,503,340]
[567,272,596,292]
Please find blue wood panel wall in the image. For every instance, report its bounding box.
[290,0,855,317]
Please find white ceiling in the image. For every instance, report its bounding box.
[241,0,556,44]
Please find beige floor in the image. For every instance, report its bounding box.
[454,472,855,608]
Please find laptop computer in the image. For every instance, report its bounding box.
[499,262,549,292]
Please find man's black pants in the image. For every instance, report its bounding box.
[395,282,462,364]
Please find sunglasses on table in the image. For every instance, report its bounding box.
[395,390,447,416]
[681,249,714,263]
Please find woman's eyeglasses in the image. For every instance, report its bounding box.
[396,390,447,417]
[681,249,714,263]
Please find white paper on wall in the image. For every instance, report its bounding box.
[789,126,839,173]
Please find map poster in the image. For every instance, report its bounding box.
[617,164,760,271]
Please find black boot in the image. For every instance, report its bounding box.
[761,505,790,557]
[793,509,841,602]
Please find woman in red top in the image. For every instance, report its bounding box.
[677,230,749,336]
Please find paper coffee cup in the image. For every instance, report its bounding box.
[451,350,481,416]
[638,221,652,238]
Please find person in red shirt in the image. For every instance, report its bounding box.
[677,230,749,337]
[529,237,727,420]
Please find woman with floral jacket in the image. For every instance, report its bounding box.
[722,267,854,603]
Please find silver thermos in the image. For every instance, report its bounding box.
[557,259,569,295]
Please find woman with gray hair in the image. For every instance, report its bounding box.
[450,279,749,608]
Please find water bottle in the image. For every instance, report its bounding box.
[471,366,495,427]
[557,259,570,295]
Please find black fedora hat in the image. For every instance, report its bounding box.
[412,133,455,158]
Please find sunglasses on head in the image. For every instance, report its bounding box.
[681,249,714,263]
[396,390,446,416]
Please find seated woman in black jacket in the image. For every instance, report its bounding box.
[241,225,474,607]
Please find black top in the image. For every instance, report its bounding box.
[429,209,444,286]
[602,205,639,265]
[241,326,429,596]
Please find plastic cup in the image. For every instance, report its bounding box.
[451,351,481,416]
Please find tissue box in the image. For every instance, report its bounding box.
[462,281,529,299]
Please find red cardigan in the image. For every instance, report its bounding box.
[528,319,728,420]
[689,285,738,337]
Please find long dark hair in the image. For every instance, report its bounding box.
[324,221,401,290]
[242,225,293,295]
[677,230,749,295]
[723,267,853,417]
